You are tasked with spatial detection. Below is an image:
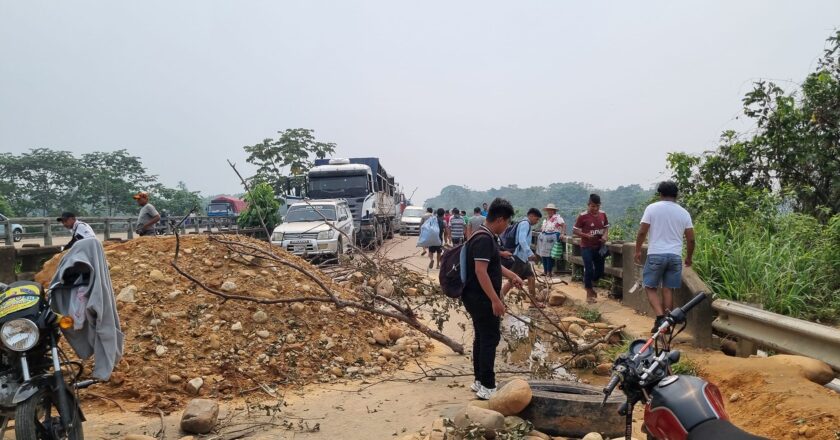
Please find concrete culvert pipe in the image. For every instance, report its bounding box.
[517,380,626,438]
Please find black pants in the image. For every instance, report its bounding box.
[462,291,501,388]
[581,247,605,288]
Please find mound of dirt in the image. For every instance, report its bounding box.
[36,235,430,412]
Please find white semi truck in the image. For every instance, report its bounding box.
[307,157,404,248]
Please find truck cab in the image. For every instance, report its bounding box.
[270,200,354,258]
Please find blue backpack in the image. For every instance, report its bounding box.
[500,220,524,251]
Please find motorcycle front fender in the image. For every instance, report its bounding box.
[12,373,52,404]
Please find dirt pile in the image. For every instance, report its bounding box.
[36,235,431,412]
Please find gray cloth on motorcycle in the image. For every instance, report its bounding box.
[49,239,124,380]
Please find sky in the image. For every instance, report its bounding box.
[1,1,838,205]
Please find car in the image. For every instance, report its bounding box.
[399,206,427,235]
[0,214,24,242]
[271,200,355,259]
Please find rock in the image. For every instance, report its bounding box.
[117,285,137,302]
[220,280,237,292]
[168,290,182,300]
[319,305,332,313]
[180,398,219,434]
[124,435,157,440]
[372,331,389,346]
[345,307,357,316]
[155,345,168,357]
[150,269,169,283]
[376,278,395,296]
[429,418,446,440]
[208,335,221,350]
[291,303,306,315]
[178,436,195,440]
[487,379,532,416]
[594,363,612,376]
[329,366,343,377]
[568,323,585,337]
[528,431,551,440]
[469,399,491,409]
[582,433,603,440]
[573,354,597,368]
[582,328,599,340]
[186,377,204,395]
[388,327,405,342]
[505,415,526,429]
[252,310,268,323]
[766,355,835,385]
[256,330,271,339]
[230,322,243,332]
[169,374,183,384]
[729,392,741,402]
[548,292,567,306]
[406,287,418,296]
[285,334,296,344]
[453,405,505,436]
[380,349,394,360]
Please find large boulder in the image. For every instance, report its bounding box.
[180,399,219,434]
[582,433,603,440]
[548,292,567,307]
[487,379,533,416]
[766,355,835,385]
[453,405,505,438]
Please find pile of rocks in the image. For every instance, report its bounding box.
[35,235,431,411]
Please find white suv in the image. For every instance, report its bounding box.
[271,200,355,258]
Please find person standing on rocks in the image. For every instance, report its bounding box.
[57,212,96,250]
[634,181,695,333]
[462,198,523,400]
[574,194,609,304]
[133,191,161,237]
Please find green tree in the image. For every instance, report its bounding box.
[238,182,281,231]
[0,195,14,217]
[0,148,83,216]
[152,181,204,217]
[243,128,336,196]
[80,150,157,216]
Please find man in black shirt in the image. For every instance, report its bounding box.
[462,198,523,400]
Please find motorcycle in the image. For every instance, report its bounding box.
[0,280,96,439]
[601,292,767,440]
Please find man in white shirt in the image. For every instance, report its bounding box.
[57,212,97,250]
[634,181,695,333]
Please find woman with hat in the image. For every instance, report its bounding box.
[535,203,566,277]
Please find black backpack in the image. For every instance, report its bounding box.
[500,220,524,251]
[439,229,492,298]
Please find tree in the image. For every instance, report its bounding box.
[0,195,14,217]
[243,128,336,196]
[79,150,157,216]
[0,148,83,216]
[152,181,205,217]
[238,182,281,231]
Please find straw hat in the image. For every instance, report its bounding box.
[543,203,558,211]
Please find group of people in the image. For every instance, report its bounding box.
[55,191,161,250]
[457,182,695,400]
[419,204,489,269]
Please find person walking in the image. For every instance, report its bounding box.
[420,207,433,256]
[133,191,161,237]
[536,204,566,277]
[502,208,543,307]
[574,194,609,303]
[467,207,485,238]
[462,198,523,399]
[635,181,695,332]
[443,209,453,246]
[449,208,466,245]
[428,208,446,269]
[56,212,96,250]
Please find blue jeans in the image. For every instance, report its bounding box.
[541,257,555,275]
[643,254,683,289]
[581,247,605,289]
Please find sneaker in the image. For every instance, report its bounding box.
[650,316,664,334]
[470,380,481,392]
[475,385,496,400]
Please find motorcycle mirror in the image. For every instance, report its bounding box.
[668,350,681,364]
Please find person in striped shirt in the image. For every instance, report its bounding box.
[449,208,467,245]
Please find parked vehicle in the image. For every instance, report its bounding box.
[0,214,24,242]
[602,292,765,440]
[0,281,95,439]
[270,200,355,259]
[399,206,427,235]
[308,158,404,248]
[207,196,247,218]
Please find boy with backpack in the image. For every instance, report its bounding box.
[457,198,523,399]
[501,208,544,307]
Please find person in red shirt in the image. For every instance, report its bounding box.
[573,194,610,303]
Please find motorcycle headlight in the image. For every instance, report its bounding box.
[272,232,284,242]
[318,230,335,240]
[1,319,39,352]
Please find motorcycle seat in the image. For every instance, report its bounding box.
[687,419,768,440]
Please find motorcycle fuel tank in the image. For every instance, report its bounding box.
[644,375,729,440]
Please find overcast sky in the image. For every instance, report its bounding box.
[1,1,838,205]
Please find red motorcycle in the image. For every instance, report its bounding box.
[601,293,767,440]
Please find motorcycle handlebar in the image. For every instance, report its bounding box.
[680,292,708,314]
[603,374,620,397]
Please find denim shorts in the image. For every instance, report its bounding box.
[643,254,683,289]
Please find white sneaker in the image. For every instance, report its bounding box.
[470,380,481,392]
[475,385,496,400]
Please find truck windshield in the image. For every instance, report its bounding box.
[285,205,337,222]
[208,203,231,214]
[308,175,368,198]
[403,208,425,217]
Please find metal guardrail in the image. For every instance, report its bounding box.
[712,300,840,372]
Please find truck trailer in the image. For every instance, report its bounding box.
[308,157,403,248]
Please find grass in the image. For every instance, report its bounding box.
[670,355,700,376]
[692,214,840,324]
[576,306,601,323]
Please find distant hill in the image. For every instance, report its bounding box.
[424,182,653,224]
